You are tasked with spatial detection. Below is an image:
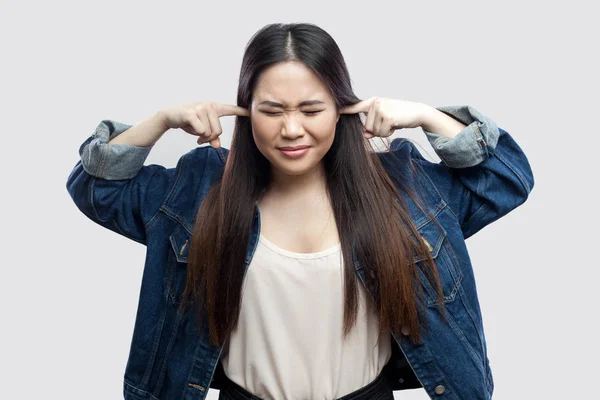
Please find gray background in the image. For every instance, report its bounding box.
[2,1,597,399]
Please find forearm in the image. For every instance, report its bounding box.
[419,105,467,140]
[418,105,501,168]
[108,111,169,147]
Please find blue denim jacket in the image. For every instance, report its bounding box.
[66,105,534,400]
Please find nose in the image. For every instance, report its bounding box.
[281,113,305,138]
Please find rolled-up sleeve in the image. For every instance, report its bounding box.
[391,105,534,239]
[79,119,153,180]
[421,105,500,169]
[67,119,179,244]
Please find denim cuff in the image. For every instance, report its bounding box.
[421,105,500,168]
[78,119,154,180]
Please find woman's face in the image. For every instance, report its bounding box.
[250,61,340,179]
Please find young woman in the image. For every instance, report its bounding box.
[67,23,534,400]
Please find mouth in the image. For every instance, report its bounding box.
[278,147,310,158]
[278,145,310,151]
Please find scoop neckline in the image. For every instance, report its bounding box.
[259,234,341,259]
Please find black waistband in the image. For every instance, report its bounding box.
[218,370,393,400]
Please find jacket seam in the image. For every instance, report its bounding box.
[409,156,460,224]
[140,285,171,389]
[461,168,486,231]
[124,380,160,400]
[144,155,188,234]
[494,149,531,194]
[159,206,194,235]
[154,148,211,233]
[444,306,487,382]
[216,146,227,164]
[457,284,488,370]
[88,175,145,244]
[462,202,492,237]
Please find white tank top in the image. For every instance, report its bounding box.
[219,233,392,400]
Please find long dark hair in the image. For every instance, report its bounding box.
[179,22,447,347]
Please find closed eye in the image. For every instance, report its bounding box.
[262,110,323,116]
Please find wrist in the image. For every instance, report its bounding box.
[154,110,170,132]
[418,105,466,139]
[417,103,436,131]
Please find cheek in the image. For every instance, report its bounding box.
[250,118,268,142]
[251,116,277,134]
[314,117,337,141]
[250,119,277,157]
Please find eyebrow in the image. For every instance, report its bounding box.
[258,100,325,108]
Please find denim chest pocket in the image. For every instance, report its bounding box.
[165,222,191,305]
[413,206,463,307]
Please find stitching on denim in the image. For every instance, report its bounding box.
[154,306,185,394]
[116,222,144,244]
[444,306,487,381]
[410,157,460,224]
[457,283,490,384]
[160,206,194,235]
[424,273,462,307]
[89,177,102,223]
[462,203,488,236]
[164,151,192,207]
[414,199,446,230]
[140,289,171,388]
[144,155,187,232]
[89,170,145,244]
[420,243,462,307]
[494,150,531,194]
[396,338,454,399]
[154,147,213,232]
[123,380,160,400]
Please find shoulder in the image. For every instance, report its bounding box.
[376,137,428,177]
[174,144,228,178]
[389,137,429,162]
[180,144,227,165]
[377,138,448,210]
[161,145,227,223]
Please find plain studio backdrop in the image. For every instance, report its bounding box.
[1,1,596,399]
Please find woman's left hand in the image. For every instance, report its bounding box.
[339,97,431,139]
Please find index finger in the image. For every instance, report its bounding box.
[216,103,251,117]
[339,98,375,114]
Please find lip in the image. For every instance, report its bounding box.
[278,147,310,158]
[278,146,310,150]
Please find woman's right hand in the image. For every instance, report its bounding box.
[159,101,250,149]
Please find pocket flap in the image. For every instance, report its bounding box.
[412,216,446,263]
[169,223,191,264]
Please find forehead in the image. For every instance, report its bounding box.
[253,61,331,103]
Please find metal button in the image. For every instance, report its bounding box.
[180,239,189,255]
[422,236,433,252]
[188,383,206,392]
[435,385,445,395]
[401,325,410,336]
[398,377,404,383]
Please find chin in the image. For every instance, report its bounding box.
[272,161,315,175]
